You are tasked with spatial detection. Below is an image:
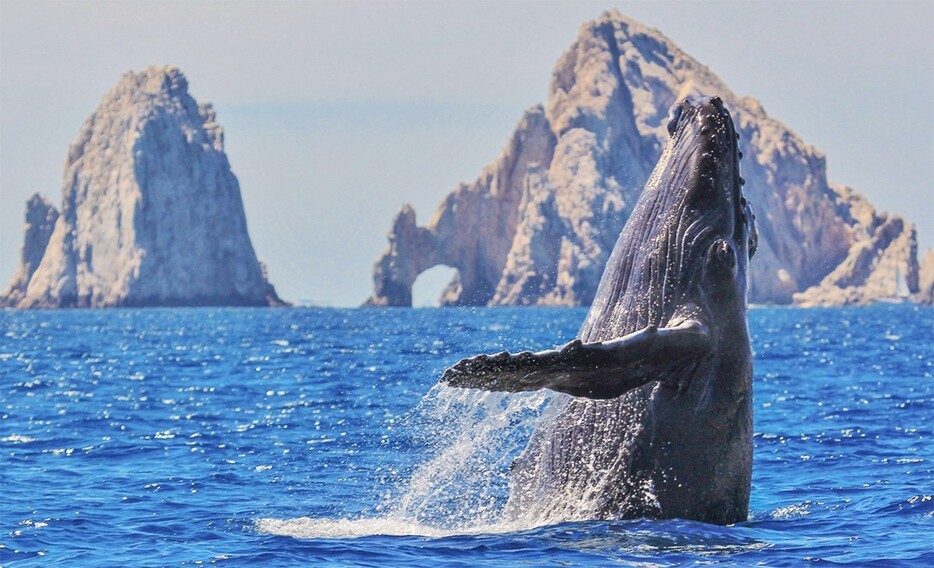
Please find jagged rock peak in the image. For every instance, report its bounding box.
[66,66,225,168]
[365,10,919,307]
[0,194,59,308]
[1,65,285,308]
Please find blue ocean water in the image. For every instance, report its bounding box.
[1,305,931,566]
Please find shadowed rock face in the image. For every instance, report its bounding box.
[794,213,919,306]
[366,10,918,307]
[0,195,60,307]
[917,250,934,306]
[1,66,284,308]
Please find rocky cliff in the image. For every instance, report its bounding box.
[1,66,284,308]
[793,188,920,307]
[1,194,60,307]
[366,10,919,307]
[917,250,934,306]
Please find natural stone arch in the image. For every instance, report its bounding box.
[412,264,460,307]
[363,107,557,308]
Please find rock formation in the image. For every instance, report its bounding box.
[1,194,60,307]
[793,187,920,306]
[366,10,919,307]
[365,107,556,306]
[1,66,284,308]
[917,250,934,306]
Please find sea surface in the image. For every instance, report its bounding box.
[1,305,931,566]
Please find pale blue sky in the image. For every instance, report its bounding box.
[1,0,931,306]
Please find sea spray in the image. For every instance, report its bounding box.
[257,383,554,537]
[386,385,551,529]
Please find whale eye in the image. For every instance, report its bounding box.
[707,238,737,278]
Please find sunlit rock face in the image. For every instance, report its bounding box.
[0,66,284,308]
[365,106,556,307]
[366,10,918,307]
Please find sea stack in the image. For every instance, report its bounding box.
[0,66,284,308]
[917,250,934,306]
[366,10,919,307]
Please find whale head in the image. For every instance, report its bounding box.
[583,96,757,338]
[659,96,757,309]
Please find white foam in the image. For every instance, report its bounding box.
[1,434,37,444]
[256,516,450,539]
[254,514,551,539]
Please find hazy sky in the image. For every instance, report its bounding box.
[1,0,932,306]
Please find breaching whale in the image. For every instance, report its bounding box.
[441,97,758,526]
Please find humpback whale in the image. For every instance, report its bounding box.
[442,97,758,526]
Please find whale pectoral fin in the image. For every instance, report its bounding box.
[440,320,710,399]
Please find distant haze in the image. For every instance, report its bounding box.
[1,1,931,307]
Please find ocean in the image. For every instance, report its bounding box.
[1,305,931,566]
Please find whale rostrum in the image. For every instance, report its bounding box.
[441,97,757,526]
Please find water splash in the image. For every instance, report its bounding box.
[257,384,553,538]
[256,383,665,538]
